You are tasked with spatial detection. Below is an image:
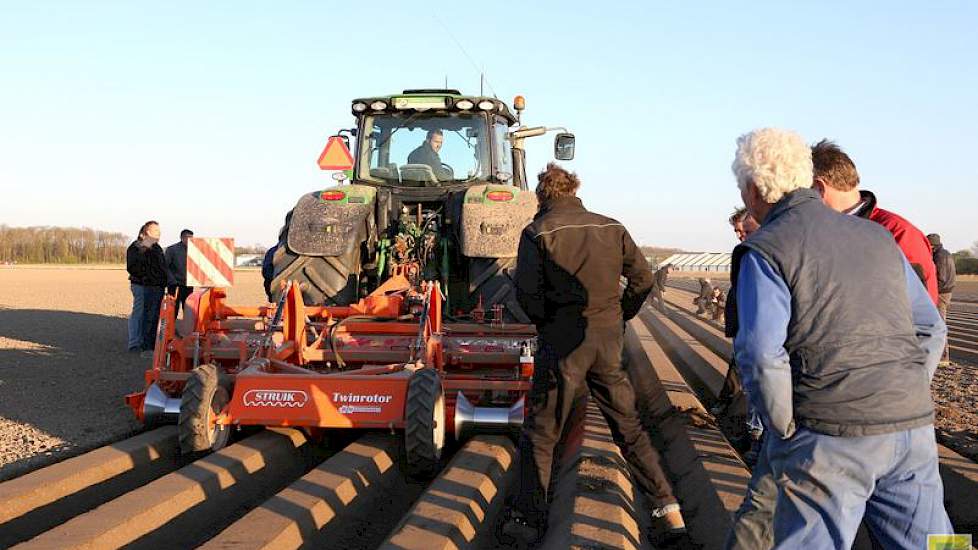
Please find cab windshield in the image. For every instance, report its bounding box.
[359,112,510,186]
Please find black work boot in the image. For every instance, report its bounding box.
[498,508,546,548]
[650,503,694,548]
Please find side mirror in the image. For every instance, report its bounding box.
[554,133,575,161]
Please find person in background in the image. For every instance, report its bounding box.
[730,206,760,242]
[126,221,166,355]
[504,163,685,545]
[262,213,292,302]
[729,127,950,548]
[262,243,278,302]
[811,139,938,304]
[929,233,956,364]
[710,286,726,323]
[649,263,672,311]
[695,277,713,315]
[717,205,763,469]
[126,222,152,352]
[165,229,194,316]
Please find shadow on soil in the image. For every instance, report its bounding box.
[0,308,146,481]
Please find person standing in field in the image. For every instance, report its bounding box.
[165,229,194,317]
[929,233,956,364]
[649,263,672,311]
[503,163,686,545]
[126,221,164,353]
[728,128,950,549]
[716,206,763,467]
[695,277,713,315]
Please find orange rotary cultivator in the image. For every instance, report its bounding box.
[125,88,575,476]
[125,263,535,476]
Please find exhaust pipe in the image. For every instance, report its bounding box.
[454,392,524,439]
[143,383,181,425]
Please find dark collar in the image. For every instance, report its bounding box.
[762,188,823,225]
[854,190,878,219]
[537,196,585,216]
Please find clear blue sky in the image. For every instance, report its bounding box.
[2,2,976,252]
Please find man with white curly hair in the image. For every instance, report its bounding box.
[727,128,951,549]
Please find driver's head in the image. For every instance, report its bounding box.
[426,130,444,152]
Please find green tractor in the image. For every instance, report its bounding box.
[270,89,575,320]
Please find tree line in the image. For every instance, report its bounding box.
[0,225,131,264]
[1,224,975,271]
[953,246,978,275]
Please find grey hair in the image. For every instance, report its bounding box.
[732,128,813,204]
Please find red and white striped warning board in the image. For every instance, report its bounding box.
[187,237,235,288]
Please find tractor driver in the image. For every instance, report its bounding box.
[407,130,453,181]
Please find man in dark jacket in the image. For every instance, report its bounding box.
[165,229,194,316]
[694,277,713,314]
[649,263,671,311]
[126,221,167,353]
[929,233,956,364]
[261,244,278,301]
[502,163,685,544]
[728,128,949,548]
[407,130,452,181]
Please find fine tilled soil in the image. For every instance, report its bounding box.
[1,267,976,548]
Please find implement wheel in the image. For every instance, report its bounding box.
[178,364,231,454]
[404,368,446,478]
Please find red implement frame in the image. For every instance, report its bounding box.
[125,264,535,438]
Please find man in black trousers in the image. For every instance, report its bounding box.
[502,163,686,546]
[165,228,194,316]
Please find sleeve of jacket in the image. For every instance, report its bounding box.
[889,225,939,304]
[621,229,653,321]
[164,246,177,287]
[262,247,276,299]
[126,245,143,280]
[734,251,795,439]
[903,257,947,380]
[938,250,956,291]
[514,229,546,326]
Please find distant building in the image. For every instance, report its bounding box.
[658,252,732,272]
[235,254,263,267]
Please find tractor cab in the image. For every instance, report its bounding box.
[347,90,573,190]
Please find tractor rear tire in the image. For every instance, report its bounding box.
[270,243,360,306]
[404,368,446,479]
[179,364,231,454]
[469,257,530,323]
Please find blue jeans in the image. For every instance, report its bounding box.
[724,432,776,550]
[128,283,145,350]
[142,286,164,351]
[766,425,952,550]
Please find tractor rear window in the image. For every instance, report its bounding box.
[360,113,496,187]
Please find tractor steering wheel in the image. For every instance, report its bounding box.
[440,163,454,180]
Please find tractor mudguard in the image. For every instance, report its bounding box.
[459,184,537,258]
[287,185,376,257]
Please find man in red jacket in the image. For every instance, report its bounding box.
[811,140,938,304]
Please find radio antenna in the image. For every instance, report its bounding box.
[433,15,497,98]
